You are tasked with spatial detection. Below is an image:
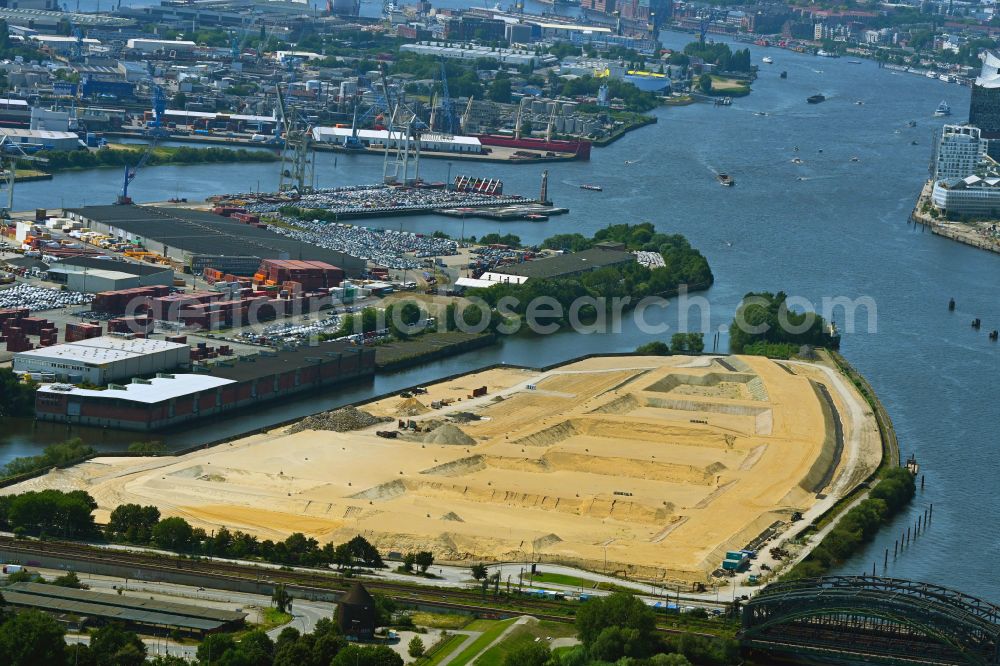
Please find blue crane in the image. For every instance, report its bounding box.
[116,140,156,205]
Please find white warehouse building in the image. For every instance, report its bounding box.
[13,337,190,385]
[312,127,484,154]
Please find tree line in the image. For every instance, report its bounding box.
[0,488,386,570]
[1,439,95,481]
[27,146,277,172]
[789,466,916,579]
[682,43,753,73]
[105,502,385,568]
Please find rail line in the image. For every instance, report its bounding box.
[0,536,728,639]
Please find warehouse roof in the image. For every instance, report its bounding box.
[65,205,362,272]
[39,373,235,403]
[208,340,371,383]
[47,268,140,282]
[0,128,79,140]
[492,247,635,280]
[54,255,172,276]
[3,583,245,632]
[15,336,188,365]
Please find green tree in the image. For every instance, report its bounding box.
[635,341,670,355]
[150,516,194,551]
[414,550,434,574]
[408,636,425,658]
[51,571,83,588]
[0,368,36,418]
[272,583,292,614]
[172,91,187,107]
[470,563,488,580]
[237,629,275,666]
[0,609,66,666]
[331,645,403,666]
[575,592,656,657]
[106,503,160,543]
[89,623,146,666]
[504,641,550,666]
[196,633,237,664]
[698,73,713,94]
[488,76,512,103]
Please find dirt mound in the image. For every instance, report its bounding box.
[395,397,429,417]
[422,424,476,446]
[441,511,464,522]
[287,406,391,434]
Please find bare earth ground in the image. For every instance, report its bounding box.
[5,355,880,583]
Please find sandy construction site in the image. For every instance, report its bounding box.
[7,354,881,582]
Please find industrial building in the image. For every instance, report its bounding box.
[64,205,365,276]
[399,42,557,68]
[45,256,174,293]
[14,336,190,384]
[0,128,82,151]
[35,341,376,430]
[125,38,197,55]
[312,127,484,154]
[1,582,245,637]
[492,244,635,280]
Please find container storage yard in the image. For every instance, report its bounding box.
[9,354,881,582]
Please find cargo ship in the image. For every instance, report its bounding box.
[472,134,592,160]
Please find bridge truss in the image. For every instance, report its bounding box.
[741,576,1000,665]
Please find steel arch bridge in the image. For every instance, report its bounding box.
[740,576,1000,665]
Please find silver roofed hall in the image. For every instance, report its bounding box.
[64,204,365,277]
[13,336,190,384]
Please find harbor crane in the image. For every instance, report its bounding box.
[276,85,314,194]
[0,137,47,218]
[437,61,456,136]
[117,139,157,205]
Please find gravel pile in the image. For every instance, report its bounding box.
[288,406,391,434]
[422,423,476,446]
[395,397,429,416]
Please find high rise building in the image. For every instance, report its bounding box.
[970,50,1000,140]
[934,124,987,180]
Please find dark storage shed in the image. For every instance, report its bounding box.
[337,582,376,640]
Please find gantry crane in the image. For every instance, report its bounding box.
[0,137,47,217]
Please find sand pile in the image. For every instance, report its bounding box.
[422,424,476,446]
[287,406,391,434]
[396,397,430,416]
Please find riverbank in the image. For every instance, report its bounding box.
[32,144,278,174]
[105,131,582,164]
[910,180,1000,255]
[591,114,658,147]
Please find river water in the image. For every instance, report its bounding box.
[5,32,999,600]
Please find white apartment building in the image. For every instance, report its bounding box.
[934,124,987,180]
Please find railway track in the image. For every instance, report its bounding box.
[0,536,728,638]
